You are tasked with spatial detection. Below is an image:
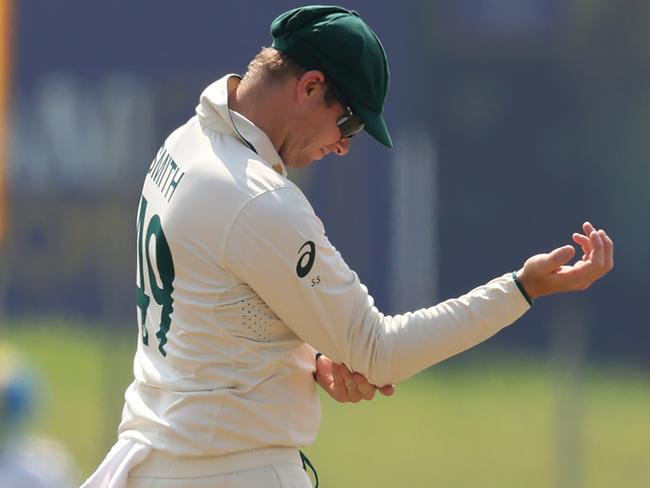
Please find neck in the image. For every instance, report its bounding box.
[229,76,290,157]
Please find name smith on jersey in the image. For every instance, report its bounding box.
[147,146,185,202]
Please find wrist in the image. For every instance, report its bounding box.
[512,270,534,306]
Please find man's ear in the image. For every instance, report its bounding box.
[296,70,326,103]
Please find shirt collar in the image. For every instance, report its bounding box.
[195,74,287,177]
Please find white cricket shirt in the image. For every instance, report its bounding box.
[118,74,530,457]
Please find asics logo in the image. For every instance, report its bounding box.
[296,241,316,278]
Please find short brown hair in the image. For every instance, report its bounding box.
[243,47,340,106]
[243,47,305,83]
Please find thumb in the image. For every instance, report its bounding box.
[545,245,575,270]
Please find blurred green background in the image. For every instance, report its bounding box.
[2,1,650,487]
[5,321,649,486]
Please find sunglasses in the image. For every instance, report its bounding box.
[327,81,365,139]
[337,108,365,139]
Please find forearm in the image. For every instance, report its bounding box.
[346,273,530,386]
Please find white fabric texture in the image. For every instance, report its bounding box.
[81,439,151,488]
[127,464,312,488]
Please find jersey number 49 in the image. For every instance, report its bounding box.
[136,195,175,357]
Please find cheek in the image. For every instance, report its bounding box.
[325,123,341,144]
[300,109,340,148]
[314,118,340,146]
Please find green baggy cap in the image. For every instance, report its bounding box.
[270,5,393,148]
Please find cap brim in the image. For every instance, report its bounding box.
[353,103,393,148]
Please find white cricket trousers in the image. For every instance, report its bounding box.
[127,447,312,488]
[82,439,312,488]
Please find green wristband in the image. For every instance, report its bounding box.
[313,352,324,380]
[512,271,533,306]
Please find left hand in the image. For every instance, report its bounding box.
[517,221,614,299]
[314,354,395,403]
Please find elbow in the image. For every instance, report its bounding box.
[349,314,405,387]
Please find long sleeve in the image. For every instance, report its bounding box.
[223,186,530,386]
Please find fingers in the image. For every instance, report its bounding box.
[601,229,614,271]
[337,365,389,402]
[547,245,575,270]
[572,233,592,261]
[572,233,590,247]
[589,230,605,269]
[333,362,353,388]
[352,373,376,401]
[335,364,363,403]
[332,364,369,403]
[320,358,395,403]
[348,373,395,401]
[560,223,613,290]
[327,361,347,399]
[581,227,615,286]
[575,222,614,267]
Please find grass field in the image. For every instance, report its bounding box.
[4,319,650,487]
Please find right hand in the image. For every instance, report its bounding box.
[315,354,395,403]
[517,221,614,300]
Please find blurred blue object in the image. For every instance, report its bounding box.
[0,346,36,438]
[3,371,34,422]
[0,346,79,486]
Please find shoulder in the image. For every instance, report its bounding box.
[225,185,324,256]
[236,185,318,230]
